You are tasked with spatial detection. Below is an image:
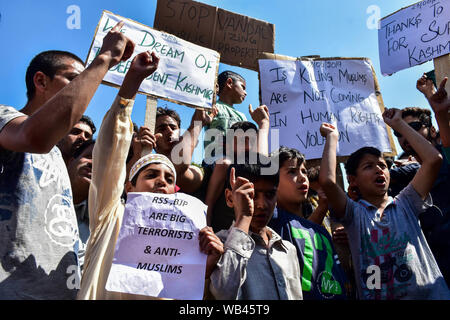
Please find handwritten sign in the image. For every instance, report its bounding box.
[154,0,275,71]
[259,55,394,160]
[378,0,450,75]
[86,11,220,109]
[105,192,207,300]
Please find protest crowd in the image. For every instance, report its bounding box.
[1,12,450,302]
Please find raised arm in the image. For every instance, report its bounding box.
[210,167,255,299]
[89,51,159,229]
[318,123,348,219]
[383,108,443,199]
[0,21,135,154]
[249,104,270,156]
[199,226,224,279]
[171,107,217,193]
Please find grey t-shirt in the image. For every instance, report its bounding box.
[0,105,80,299]
[340,183,450,300]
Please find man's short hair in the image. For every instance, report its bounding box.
[217,70,245,95]
[345,146,382,176]
[401,107,432,128]
[225,152,279,190]
[156,106,181,128]
[272,146,306,170]
[25,50,84,100]
[72,139,95,159]
[80,115,96,135]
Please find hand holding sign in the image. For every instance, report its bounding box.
[132,126,163,157]
[99,21,135,69]
[191,106,218,127]
[199,226,224,279]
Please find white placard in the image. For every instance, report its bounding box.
[259,58,392,160]
[378,0,450,75]
[87,11,220,109]
[105,192,207,300]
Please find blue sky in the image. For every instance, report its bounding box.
[0,0,437,163]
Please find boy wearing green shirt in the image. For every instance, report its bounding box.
[204,71,247,160]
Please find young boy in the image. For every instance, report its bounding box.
[204,70,270,162]
[204,71,247,156]
[77,51,223,300]
[209,154,303,300]
[318,108,450,299]
[268,146,348,300]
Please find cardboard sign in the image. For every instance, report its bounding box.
[86,11,220,109]
[154,0,275,71]
[105,192,207,300]
[259,54,396,160]
[378,0,450,75]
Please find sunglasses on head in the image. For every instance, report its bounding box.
[393,121,423,138]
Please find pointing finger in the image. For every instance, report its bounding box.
[439,77,448,90]
[229,167,236,190]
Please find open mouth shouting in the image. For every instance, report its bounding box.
[374,175,387,188]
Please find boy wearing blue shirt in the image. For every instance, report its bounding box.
[318,108,450,300]
[269,146,348,300]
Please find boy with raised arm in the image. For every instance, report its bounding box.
[209,154,303,300]
[318,108,450,299]
[78,51,223,300]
